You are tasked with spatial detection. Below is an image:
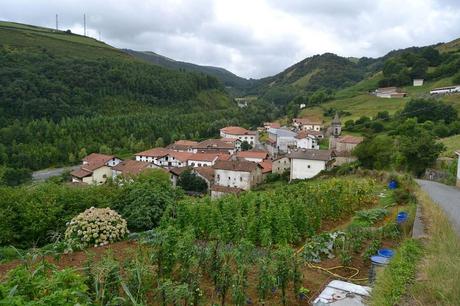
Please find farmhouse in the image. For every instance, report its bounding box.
[295,131,319,150]
[456,150,460,188]
[211,160,263,198]
[193,139,237,154]
[234,150,269,163]
[430,85,460,95]
[135,148,171,165]
[292,118,323,131]
[156,151,194,168]
[166,140,199,152]
[263,122,281,130]
[220,126,258,145]
[71,153,122,185]
[112,159,151,179]
[288,149,335,180]
[187,153,223,167]
[169,166,190,187]
[373,87,407,98]
[194,166,215,189]
[272,156,290,174]
[267,128,297,155]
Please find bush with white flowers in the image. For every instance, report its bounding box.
[65,207,128,248]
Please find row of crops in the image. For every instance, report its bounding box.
[162,178,378,245]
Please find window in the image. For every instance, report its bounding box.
[217,174,220,181]
[228,177,231,180]
[307,165,311,168]
[240,177,242,182]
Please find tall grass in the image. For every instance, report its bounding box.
[405,190,460,305]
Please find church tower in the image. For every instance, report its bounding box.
[329,113,342,149]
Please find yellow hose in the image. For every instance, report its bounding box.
[295,243,368,282]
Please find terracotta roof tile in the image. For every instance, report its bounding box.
[210,185,244,194]
[112,160,150,175]
[194,167,215,182]
[220,126,255,135]
[168,151,195,162]
[258,160,272,174]
[188,153,220,162]
[135,147,171,158]
[195,139,235,149]
[166,140,199,151]
[169,166,191,176]
[70,168,92,178]
[236,150,269,159]
[337,135,364,144]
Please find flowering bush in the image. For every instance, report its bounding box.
[65,207,128,248]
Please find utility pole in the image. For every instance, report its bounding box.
[98,30,101,41]
[55,14,58,30]
[83,13,86,36]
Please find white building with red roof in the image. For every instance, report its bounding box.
[220,126,258,145]
[234,150,269,163]
[71,153,122,185]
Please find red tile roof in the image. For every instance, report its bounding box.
[188,153,220,162]
[135,147,171,158]
[70,168,92,178]
[236,150,269,160]
[258,160,273,174]
[195,139,235,150]
[167,151,195,162]
[220,126,256,135]
[264,122,281,128]
[221,137,241,143]
[194,167,215,182]
[112,160,150,175]
[169,166,191,176]
[82,153,115,165]
[213,160,261,172]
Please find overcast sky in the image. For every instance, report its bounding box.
[2,0,460,78]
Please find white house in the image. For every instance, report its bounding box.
[211,160,263,198]
[156,151,193,168]
[220,126,258,145]
[295,131,319,150]
[267,128,297,155]
[292,118,323,131]
[135,148,171,165]
[234,150,269,163]
[187,153,224,167]
[288,149,335,180]
[71,153,122,185]
[430,85,460,95]
[456,150,460,188]
[413,79,424,87]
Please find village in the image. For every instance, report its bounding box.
[70,113,364,198]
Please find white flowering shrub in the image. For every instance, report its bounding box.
[65,207,128,248]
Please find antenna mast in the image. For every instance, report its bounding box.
[83,14,86,36]
[55,14,58,30]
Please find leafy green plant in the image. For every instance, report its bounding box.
[302,232,346,262]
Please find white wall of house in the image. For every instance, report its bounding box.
[296,137,319,150]
[301,124,321,132]
[277,136,297,153]
[135,155,161,165]
[220,132,257,145]
[214,168,262,190]
[187,159,216,167]
[290,159,326,180]
[83,166,112,185]
[157,155,187,168]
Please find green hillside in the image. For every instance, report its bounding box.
[0,21,273,177]
[123,49,253,93]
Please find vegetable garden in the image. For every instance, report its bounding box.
[0,176,412,305]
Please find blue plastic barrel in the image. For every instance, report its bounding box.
[369,255,390,283]
[378,248,395,258]
[388,180,398,189]
[397,211,408,224]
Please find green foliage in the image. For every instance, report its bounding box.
[302,232,346,262]
[352,208,389,227]
[354,135,395,170]
[400,99,458,124]
[164,178,377,245]
[0,264,89,305]
[370,239,423,306]
[240,140,253,151]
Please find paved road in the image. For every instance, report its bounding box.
[32,165,80,181]
[416,179,460,234]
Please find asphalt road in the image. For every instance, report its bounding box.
[32,165,80,181]
[416,179,460,234]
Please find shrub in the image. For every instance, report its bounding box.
[65,207,128,249]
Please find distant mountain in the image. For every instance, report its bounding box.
[123,49,254,93]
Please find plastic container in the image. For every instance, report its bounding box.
[377,248,395,258]
[397,211,408,224]
[369,255,390,283]
[388,180,398,190]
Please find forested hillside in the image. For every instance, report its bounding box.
[123,49,254,93]
[0,21,277,182]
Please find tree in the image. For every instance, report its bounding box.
[401,99,458,124]
[353,135,395,170]
[240,141,253,151]
[177,169,208,193]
